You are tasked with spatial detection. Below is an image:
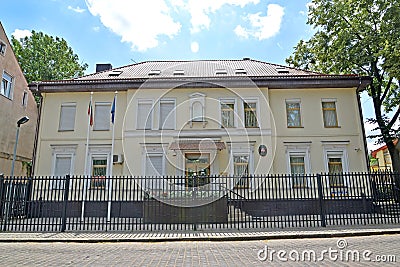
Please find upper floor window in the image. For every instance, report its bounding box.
[94,102,111,131]
[22,91,28,107]
[322,100,338,127]
[220,99,235,128]
[189,93,206,126]
[0,40,6,56]
[58,103,76,131]
[286,99,302,127]
[159,99,175,130]
[243,101,258,128]
[137,99,153,130]
[1,72,13,99]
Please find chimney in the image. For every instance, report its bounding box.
[96,63,113,72]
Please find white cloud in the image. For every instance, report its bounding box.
[183,0,260,33]
[234,4,284,40]
[12,29,32,40]
[190,41,199,53]
[68,6,86,13]
[85,0,181,51]
[234,25,249,39]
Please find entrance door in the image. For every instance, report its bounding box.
[185,153,210,187]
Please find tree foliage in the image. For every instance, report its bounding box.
[286,0,400,172]
[11,31,88,84]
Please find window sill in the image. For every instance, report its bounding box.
[324,126,341,128]
[287,126,304,128]
[93,129,110,131]
[58,129,74,132]
[188,120,208,128]
[0,94,12,100]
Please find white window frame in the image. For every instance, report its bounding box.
[228,142,255,189]
[322,142,349,188]
[188,92,206,127]
[242,98,259,128]
[159,98,176,130]
[58,102,77,131]
[1,71,14,99]
[284,143,311,188]
[219,98,237,128]
[285,98,302,128]
[136,99,154,130]
[51,145,77,189]
[94,102,111,131]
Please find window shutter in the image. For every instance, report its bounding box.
[54,156,72,177]
[94,103,111,130]
[160,101,175,129]
[137,102,152,129]
[146,155,163,176]
[59,104,76,131]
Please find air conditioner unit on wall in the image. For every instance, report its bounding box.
[113,154,124,164]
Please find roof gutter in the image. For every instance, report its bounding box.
[29,76,372,93]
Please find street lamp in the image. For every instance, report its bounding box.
[10,116,29,177]
[3,116,29,230]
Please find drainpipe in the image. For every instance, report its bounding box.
[356,77,370,171]
[31,83,42,177]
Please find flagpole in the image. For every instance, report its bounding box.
[82,92,93,221]
[107,91,117,222]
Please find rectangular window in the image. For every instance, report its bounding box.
[58,103,76,131]
[0,40,6,55]
[159,100,175,130]
[91,158,107,189]
[1,72,13,99]
[94,102,111,131]
[145,154,163,176]
[221,100,235,128]
[233,155,249,188]
[286,100,302,127]
[22,91,28,107]
[289,155,307,187]
[52,155,72,189]
[244,101,258,128]
[322,101,338,127]
[327,155,345,188]
[137,100,153,129]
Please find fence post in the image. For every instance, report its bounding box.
[60,174,70,232]
[316,174,326,227]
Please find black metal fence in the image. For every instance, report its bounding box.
[0,172,399,232]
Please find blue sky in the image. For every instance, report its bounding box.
[1,0,379,150]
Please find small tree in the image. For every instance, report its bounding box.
[286,0,400,174]
[11,31,88,84]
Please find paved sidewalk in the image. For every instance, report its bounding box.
[1,224,400,242]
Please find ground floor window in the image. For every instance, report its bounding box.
[233,155,249,188]
[289,155,307,188]
[185,153,210,187]
[91,157,107,189]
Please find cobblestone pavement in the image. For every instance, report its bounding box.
[0,234,399,266]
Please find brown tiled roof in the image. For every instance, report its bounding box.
[77,59,323,80]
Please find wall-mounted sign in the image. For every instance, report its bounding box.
[258,145,267,157]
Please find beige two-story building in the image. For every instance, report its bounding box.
[31,59,371,189]
[0,22,38,176]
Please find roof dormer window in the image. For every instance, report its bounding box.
[215,69,227,75]
[108,70,122,77]
[173,70,185,76]
[148,70,161,76]
[276,67,289,74]
[235,68,247,75]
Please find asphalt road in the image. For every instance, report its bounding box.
[0,234,399,266]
